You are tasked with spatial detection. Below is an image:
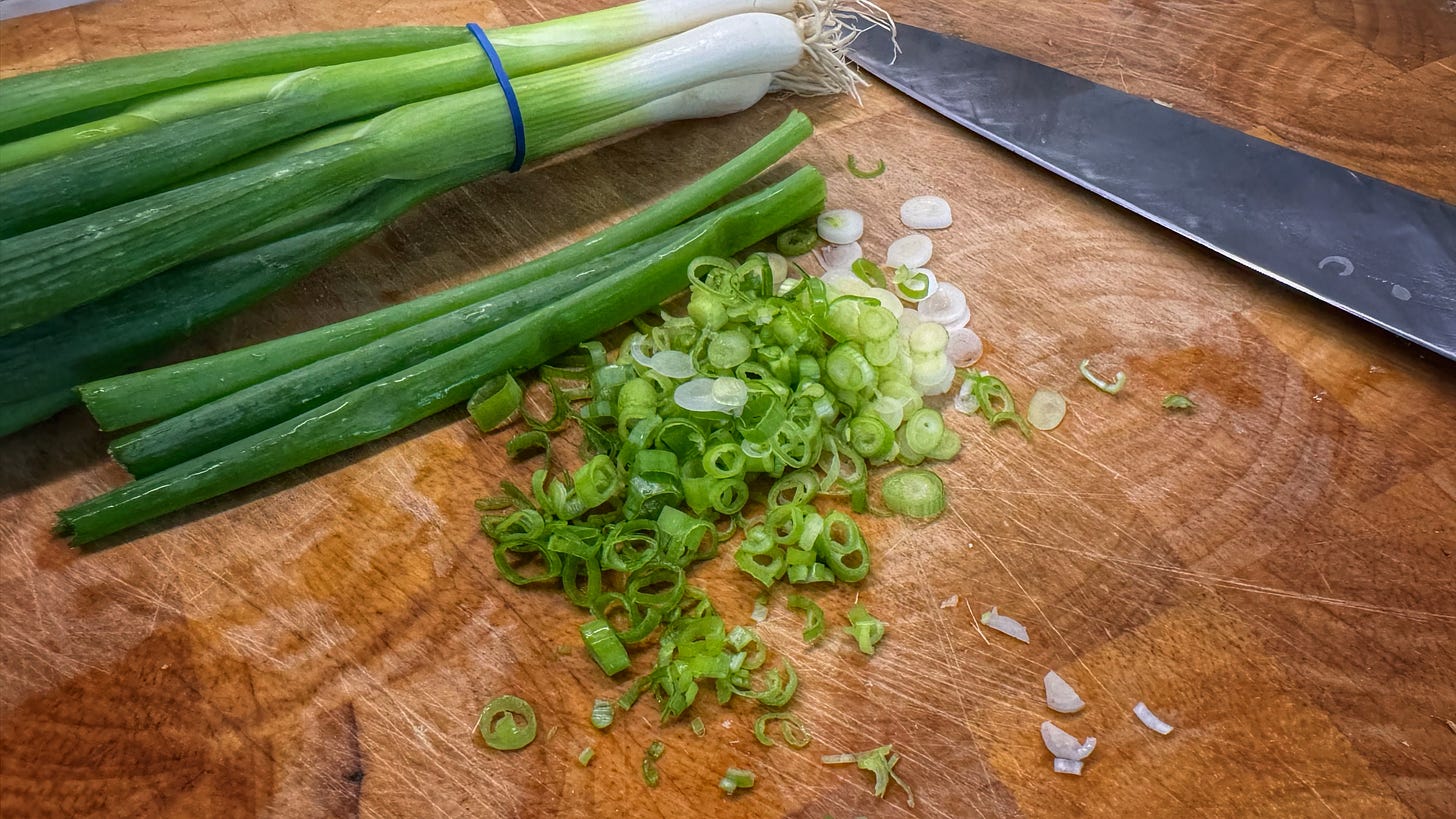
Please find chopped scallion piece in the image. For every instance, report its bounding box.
[590,697,615,730]
[467,374,524,432]
[843,602,886,655]
[1162,393,1195,410]
[578,746,595,766]
[846,154,887,179]
[719,767,756,795]
[754,711,811,748]
[641,741,666,787]
[477,695,537,751]
[776,225,819,257]
[821,744,914,806]
[786,594,825,642]
[691,717,706,737]
[1078,358,1127,395]
[881,468,946,519]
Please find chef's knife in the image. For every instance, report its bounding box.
[844,15,1456,362]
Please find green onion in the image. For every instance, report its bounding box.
[846,154,887,179]
[468,374,526,433]
[57,167,825,543]
[851,258,888,289]
[77,113,815,431]
[880,469,946,519]
[718,767,756,795]
[821,744,913,806]
[580,618,631,676]
[843,602,885,655]
[691,717,707,737]
[1078,358,1128,395]
[1162,393,1196,410]
[578,746,596,766]
[477,695,537,750]
[786,594,825,642]
[641,741,665,787]
[775,224,819,256]
[753,711,811,748]
[591,698,615,730]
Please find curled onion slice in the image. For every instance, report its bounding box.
[1133,702,1174,735]
[1041,721,1097,761]
[980,606,1029,643]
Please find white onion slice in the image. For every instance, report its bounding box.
[673,377,746,415]
[1027,388,1067,431]
[1043,671,1085,714]
[647,350,695,379]
[814,240,862,271]
[886,234,933,269]
[897,308,924,335]
[921,359,956,396]
[945,327,984,368]
[712,377,749,410]
[916,282,969,328]
[980,606,1029,643]
[1133,702,1174,735]
[1053,758,1084,776]
[939,594,959,608]
[1041,721,1097,761]
[900,195,952,229]
[628,333,653,368]
[865,287,905,317]
[817,209,865,244]
[750,596,768,623]
[953,378,977,415]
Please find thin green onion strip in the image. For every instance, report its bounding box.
[786,594,825,642]
[754,711,811,748]
[1078,358,1127,395]
[846,154,887,179]
[843,602,885,655]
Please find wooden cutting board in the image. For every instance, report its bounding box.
[3,1,1454,816]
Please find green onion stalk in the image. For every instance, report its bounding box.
[57,165,827,544]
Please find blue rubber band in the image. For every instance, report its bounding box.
[466,22,526,173]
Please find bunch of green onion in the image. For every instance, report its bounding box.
[0,0,880,436]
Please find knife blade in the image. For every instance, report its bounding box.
[844,15,1456,362]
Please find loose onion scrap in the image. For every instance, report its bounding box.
[1133,701,1174,735]
[1043,670,1085,714]
[1026,388,1067,431]
[885,234,933,269]
[1040,721,1096,761]
[815,240,863,271]
[980,606,1029,643]
[900,195,952,229]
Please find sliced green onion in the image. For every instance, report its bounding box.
[754,711,811,748]
[642,756,661,788]
[1162,393,1195,410]
[900,408,944,458]
[776,225,818,257]
[590,697,615,730]
[881,468,946,519]
[846,155,887,179]
[786,594,825,642]
[719,767,756,795]
[821,744,914,806]
[467,373,523,431]
[580,618,631,676]
[1078,358,1127,395]
[647,740,666,760]
[477,695,537,751]
[843,602,885,655]
[691,717,706,737]
[578,746,595,766]
[851,258,888,289]
[893,265,933,300]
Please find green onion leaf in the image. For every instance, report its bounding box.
[1078,358,1128,395]
[580,618,631,676]
[881,468,946,519]
[786,594,825,642]
[719,767,756,795]
[1162,393,1196,410]
[477,695,537,751]
[846,154,887,179]
[754,711,812,748]
[843,603,886,655]
[590,697,615,730]
[467,373,523,432]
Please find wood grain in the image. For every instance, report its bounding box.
[3,1,1455,817]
